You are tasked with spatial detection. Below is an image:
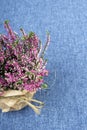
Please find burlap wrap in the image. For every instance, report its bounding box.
[0,90,44,114]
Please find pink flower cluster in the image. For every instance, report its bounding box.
[0,21,50,91]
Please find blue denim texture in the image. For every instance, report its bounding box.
[0,0,87,130]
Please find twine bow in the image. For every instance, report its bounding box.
[0,90,44,114]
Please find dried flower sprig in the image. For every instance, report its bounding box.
[0,20,50,92]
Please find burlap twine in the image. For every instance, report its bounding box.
[0,90,44,114]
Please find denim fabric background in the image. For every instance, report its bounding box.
[0,0,87,130]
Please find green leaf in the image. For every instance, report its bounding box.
[14,40,19,45]
[4,20,9,24]
[28,32,35,38]
[39,76,43,79]
[21,36,25,40]
[26,71,34,76]
[41,83,48,89]
[15,39,19,43]
[17,80,23,84]
[26,71,31,76]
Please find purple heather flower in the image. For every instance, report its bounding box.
[0,21,50,92]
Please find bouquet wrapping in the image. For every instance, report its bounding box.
[0,21,50,114]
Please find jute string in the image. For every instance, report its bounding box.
[0,90,44,114]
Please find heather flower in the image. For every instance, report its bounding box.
[0,21,50,92]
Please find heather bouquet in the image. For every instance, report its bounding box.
[0,21,50,114]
